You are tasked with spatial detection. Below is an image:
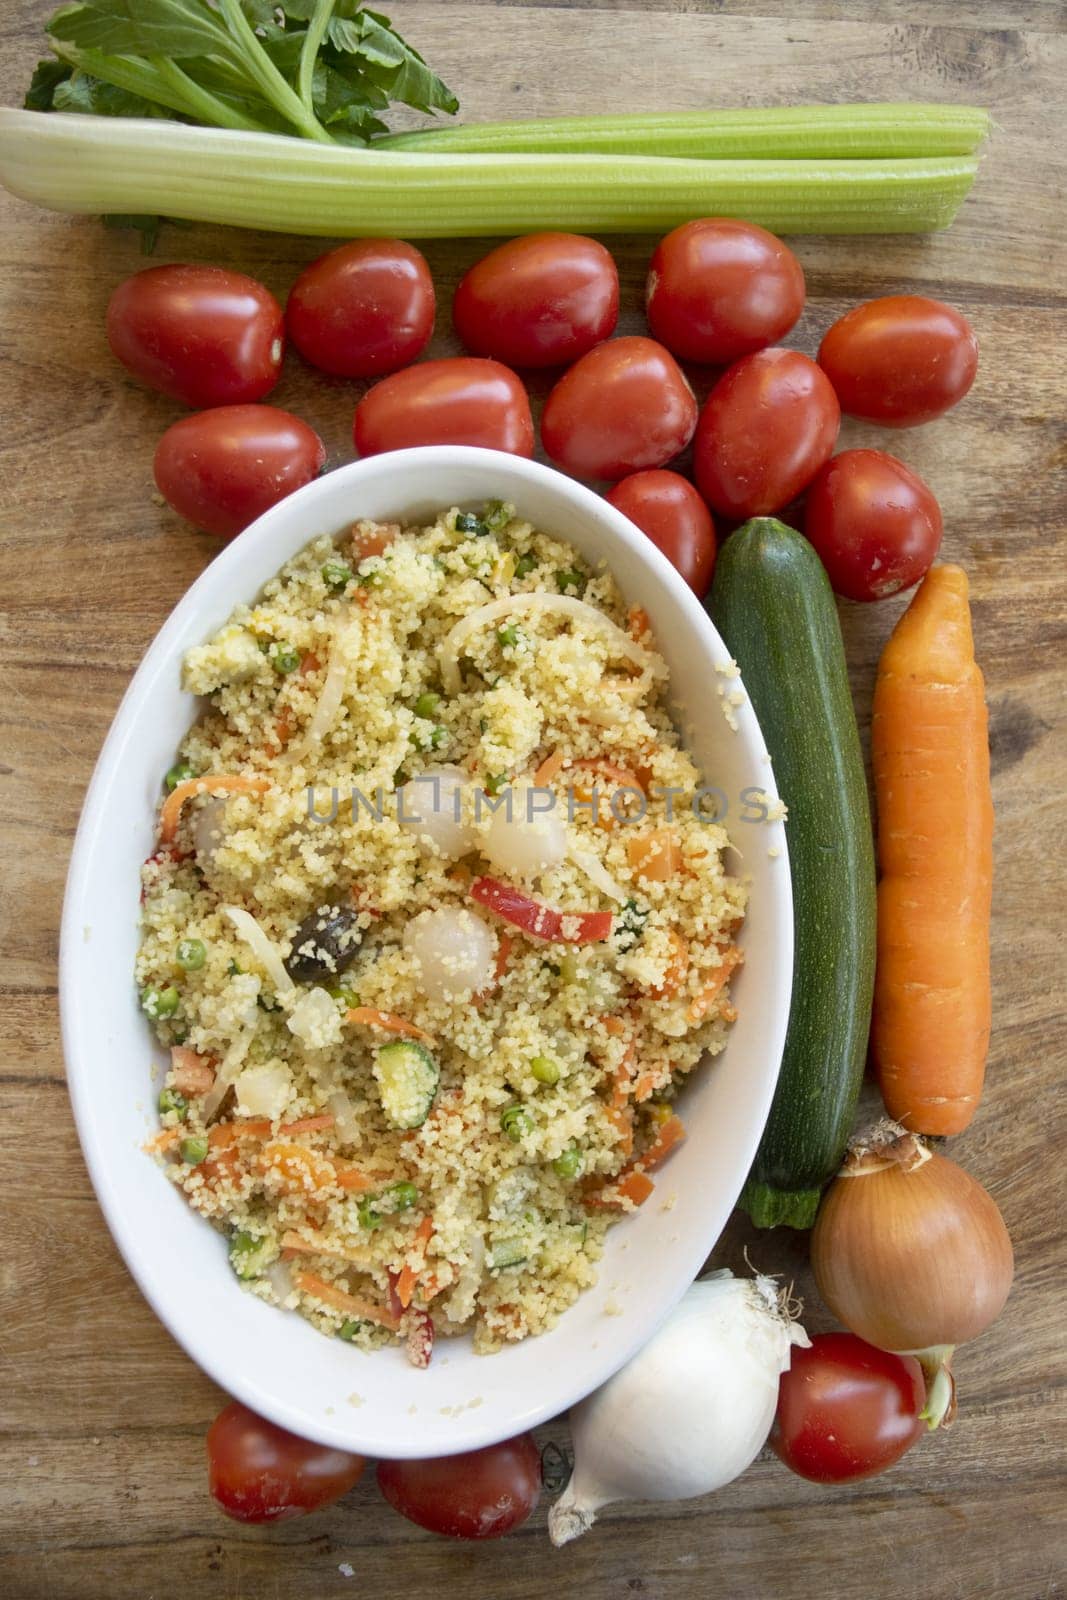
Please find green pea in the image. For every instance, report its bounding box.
[530,1055,561,1086]
[164,760,196,793]
[496,624,520,648]
[158,1087,188,1121]
[180,1134,209,1166]
[454,511,488,536]
[269,643,300,674]
[501,1103,533,1142]
[357,1197,383,1231]
[552,1146,584,1181]
[412,691,441,718]
[556,568,586,596]
[514,553,538,579]
[338,1319,363,1341]
[176,938,206,972]
[322,560,353,591]
[141,984,180,1020]
[327,983,360,1011]
[389,1181,419,1211]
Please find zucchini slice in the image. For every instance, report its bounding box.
[374,1040,439,1129]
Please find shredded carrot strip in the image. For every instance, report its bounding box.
[571,757,647,795]
[144,1127,181,1154]
[347,1007,436,1044]
[628,605,652,642]
[601,1014,628,1037]
[686,946,743,1024]
[281,1231,376,1267]
[159,774,270,845]
[293,1270,401,1331]
[641,1113,687,1171]
[280,1114,335,1136]
[334,1163,377,1194]
[395,1215,434,1310]
[633,1067,666,1103]
[271,706,295,751]
[533,748,565,786]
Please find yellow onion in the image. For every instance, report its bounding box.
[811,1122,1013,1428]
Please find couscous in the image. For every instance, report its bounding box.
[137,503,745,1364]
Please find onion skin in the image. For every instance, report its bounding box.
[811,1136,1013,1355]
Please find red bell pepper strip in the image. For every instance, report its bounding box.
[470,876,613,944]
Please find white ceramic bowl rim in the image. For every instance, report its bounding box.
[60,447,792,1457]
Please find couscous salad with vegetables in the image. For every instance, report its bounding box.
[137,503,745,1365]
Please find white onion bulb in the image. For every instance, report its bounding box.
[404,908,495,1002]
[397,765,473,859]
[483,801,567,878]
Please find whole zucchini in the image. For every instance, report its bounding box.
[708,518,876,1228]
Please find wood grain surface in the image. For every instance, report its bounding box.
[1,3,1065,1597]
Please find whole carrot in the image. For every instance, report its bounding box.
[871,565,993,1135]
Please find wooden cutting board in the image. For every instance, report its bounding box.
[0,2,1064,1596]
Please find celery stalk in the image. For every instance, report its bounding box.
[0,111,980,239]
[379,103,991,160]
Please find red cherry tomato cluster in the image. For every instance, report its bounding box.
[206,1399,541,1538]
[108,226,977,601]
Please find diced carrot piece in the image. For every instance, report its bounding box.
[293,1270,401,1331]
[144,1127,181,1154]
[650,929,689,999]
[350,520,399,559]
[258,1141,336,1195]
[299,651,321,676]
[617,1169,656,1205]
[169,1047,216,1097]
[627,828,680,882]
[641,1113,686,1171]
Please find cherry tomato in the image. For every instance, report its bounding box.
[286,239,435,379]
[693,348,839,518]
[646,218,805,365]
[606,470,716,595]
[804,448,943,601]
[107,264,284,408]
[772,1333,926,1483]
[541,336,697,481]
[818,295,979,427]
[377,1433,541,1539]
[207,1400,365,1523]
[354,358,534,458]
[453,233,619,369]
[154,405,326,539]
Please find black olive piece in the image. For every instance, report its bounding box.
[284,904,362,984]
